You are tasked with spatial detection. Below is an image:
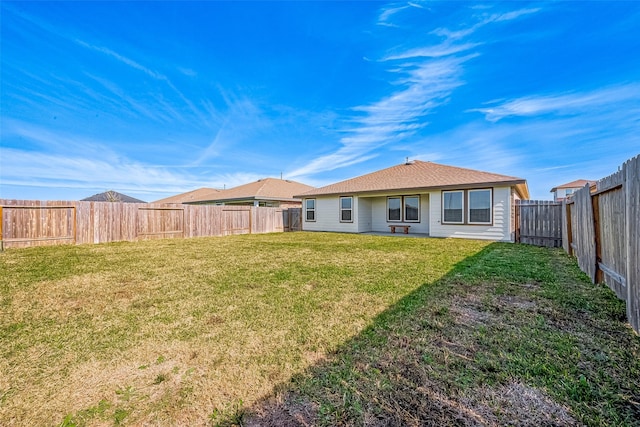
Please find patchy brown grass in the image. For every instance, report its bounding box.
[1,233,638,426]
[246,241,640,427]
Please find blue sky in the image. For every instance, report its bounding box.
[1,1,639,202]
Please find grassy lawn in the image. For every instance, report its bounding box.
[1,232,638,426]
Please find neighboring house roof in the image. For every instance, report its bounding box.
[191,178,315,203]
[297,160,529,199]
[550,179,596,193]
[81,190,146,203]
[154,188,219,204]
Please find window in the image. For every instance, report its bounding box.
[468,189,492,224]
[565,189,574,195]
[404,196,420,222]
[339,196,353,222]
[387,197,401,221]
[442,191,464,223]
[387,196,420,222]
[305,199,316,222]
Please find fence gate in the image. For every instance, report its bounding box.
[283,208,302,232]
[137,207,185,240]
[222,208,251,235]
[515,200,563,247]
[0,205,76,249]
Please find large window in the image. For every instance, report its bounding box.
[340,196,353,222]
[442,191,464,223]
[305,198,316,222]
[387,197,401,221]
[468,189,492,224]
[404,196,420,222]
[442,189,493,225]
[387,196,420,222]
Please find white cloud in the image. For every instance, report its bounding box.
[471,83,640,121]
[287,54,471,180]
[431,7,541,41]
[382,42,481,61]
[288,3,544,182]
[75,39,165,80]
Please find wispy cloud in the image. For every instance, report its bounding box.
[0,120,269,199]
[432,7,540,41]
[76,39,215,126]
[470,83,640,122]
[377,4,410,27]
[382,42,481,61]
[75,39,165,80]
[289,3,539,179]
[287,54,471,179]
[289,4,541,181]
[377,1,426,27]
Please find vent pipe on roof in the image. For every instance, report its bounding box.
[405,157,414,165]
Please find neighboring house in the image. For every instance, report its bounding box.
[156,178,314,208]
[295,160,530,242]
[550,179,596,202]
[82,190,146,203]
[154,188,220,204]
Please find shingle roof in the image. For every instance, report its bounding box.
[81,191,146,203]
[153,188,219,204]
[192,178,314,203]
[297,161,529,198]
[550,179,596,192]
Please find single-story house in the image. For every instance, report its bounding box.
[550,179,596,202]
[156,178,314,208]
[295,160,530,242]
[154,188,220,204]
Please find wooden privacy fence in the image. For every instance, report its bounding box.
[515,200,563,247]
[563,154,639,334]
[0,200,300,250]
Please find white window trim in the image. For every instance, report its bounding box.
[387,195,421,223]
[467,189,492,225]
[442,190,464,224]
[339,196,353,223]
[305,198,316,222]
[387,196,402,222]
[404,195,420,223]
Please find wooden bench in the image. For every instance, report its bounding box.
[388,225,411,234]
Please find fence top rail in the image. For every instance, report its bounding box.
[1,205,75,209]
[138,207,185,211]
[515,200,561,205]
[592,183,623,197]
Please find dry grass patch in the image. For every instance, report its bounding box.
[3,234,639,426]
[462,381,581,426]
[246,243,640,427]
[1,233,486,426]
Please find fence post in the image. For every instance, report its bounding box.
[625,156,640,333]
[514,200,520,243]
[0,206,3,252]
[72,205,77,245]
[592,194,603,284]
[565,202,573,256]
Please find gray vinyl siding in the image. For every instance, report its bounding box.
[429,187,513,242]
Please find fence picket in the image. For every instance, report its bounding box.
[0,201,300,249]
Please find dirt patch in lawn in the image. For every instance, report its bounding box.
[462,381,581,426]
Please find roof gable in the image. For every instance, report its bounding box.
[193,178,314,203]
[298,161,528,198]
[81,191,146,203]
[550,179,596,192]
[153,188,219,204]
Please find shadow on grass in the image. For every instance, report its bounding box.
[227,242,640,427]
